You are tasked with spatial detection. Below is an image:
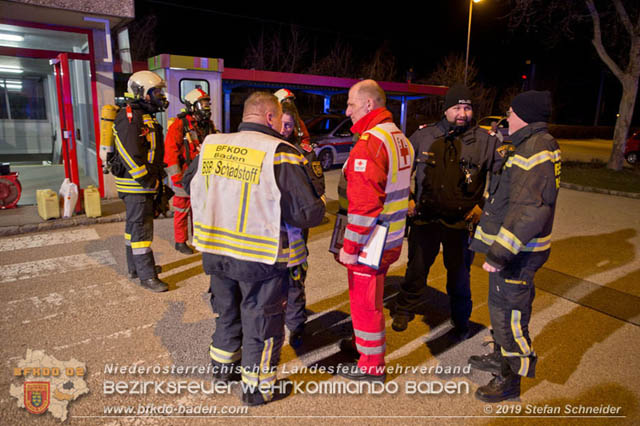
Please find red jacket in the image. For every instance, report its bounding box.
[342,107,402,272]
[164,114,214,189]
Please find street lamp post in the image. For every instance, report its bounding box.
[465,0,481,86]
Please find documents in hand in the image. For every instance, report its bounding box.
[329,213,389,270]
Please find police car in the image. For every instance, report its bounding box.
[306,114,355,170]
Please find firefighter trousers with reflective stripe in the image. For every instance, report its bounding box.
[121,193,156,280]
[348,269,387,375]
[209,271,288,387]
[488,255,541,378]
[396,222,473,329]
[285,263,307,333]
[172,194,192,244]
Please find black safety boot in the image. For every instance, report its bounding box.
[391,312,414,332]
[128,265,162,279]
[339,338,360,360]
[241,380,292,406]
[212,364,241,384]
[469,331,503,373]
[475,364,521,403]
[469,338,503,374]
[337,362,386,383]
[289,328,304,349]
[139,277,169,292]
[175,242,194,255]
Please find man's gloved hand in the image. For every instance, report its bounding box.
[153,184,174,218]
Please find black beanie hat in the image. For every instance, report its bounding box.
[443,84,472,111]
[511,90,552,124]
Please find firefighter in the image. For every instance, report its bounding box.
[164,88,217,254]
[183,92,325,406]
[111,70,169,292]
[278,98,325,348]
[274,88,311,146]
[469,90,560,402]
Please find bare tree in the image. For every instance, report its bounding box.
[360,42,398,81]
[509,0,640,170]
[243,25,309,73]
[419,53,496,120]
[307,40,355,77]
[127,14,158,62]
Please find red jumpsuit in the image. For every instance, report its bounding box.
[339,108,412,375]
[164,114,215,244]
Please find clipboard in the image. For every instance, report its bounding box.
[329,213,389,270]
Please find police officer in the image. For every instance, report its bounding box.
[469,90,560,402]
[392,84,502,338]
[164,88,217,255]
[111,71,169,292]
[184,92,325,406]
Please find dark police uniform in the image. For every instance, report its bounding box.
[112,102,165,281]
[394,118,502,332]
[470,122,561,378]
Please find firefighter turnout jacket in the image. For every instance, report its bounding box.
[187,122,326,281]
[112,102,165,194]
[164,113,215,197]
[339,108,414,273]
[470,122,561,269]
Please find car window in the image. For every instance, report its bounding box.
[308,117,342,135]
[498,118,509,129]
[334,120,353,137]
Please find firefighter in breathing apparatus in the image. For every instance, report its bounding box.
[164,88,217,255]
[110,70,170,293]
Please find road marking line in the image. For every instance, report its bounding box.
[0,250,116,283]
[0,228,100,252]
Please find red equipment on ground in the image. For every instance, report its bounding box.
[0,171,22,209]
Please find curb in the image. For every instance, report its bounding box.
[0,212,127,238]
[560,182,640,199]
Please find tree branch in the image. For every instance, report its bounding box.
[586,0,625,82]
[612,0,634,37]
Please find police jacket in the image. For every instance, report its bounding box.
[412,118,501,227]
[164,113,215,197]
[112,102,165,195]
[183,122,325,281]
[470,122,561,270]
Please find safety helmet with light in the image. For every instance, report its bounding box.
[127,70,169,112]
[184,88,211,122]
[274,88,295,103]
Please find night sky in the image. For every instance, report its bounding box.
[135,0,637,128]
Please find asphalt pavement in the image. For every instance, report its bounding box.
[0,167,639,424]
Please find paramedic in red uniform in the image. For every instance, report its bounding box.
[336,79,413,382]
[164,88,217,254]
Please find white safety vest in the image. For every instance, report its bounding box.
[365,122,414,251]
[191,131,290,264]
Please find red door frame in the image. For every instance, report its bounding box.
[0,18,105,197]
[51,54,81,206]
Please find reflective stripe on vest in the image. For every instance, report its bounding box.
[364,123,414,249]
[191,131,296,264]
